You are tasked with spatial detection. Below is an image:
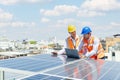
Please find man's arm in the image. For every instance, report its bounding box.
[52,39,67,55]
[77,39,83,51]
[77,39,85,58]
[85,37,99,57]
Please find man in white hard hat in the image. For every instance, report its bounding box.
[52,25,80,55]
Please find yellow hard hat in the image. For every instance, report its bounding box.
[68,25,76,32]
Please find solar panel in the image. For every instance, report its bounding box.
[0,54,120,80]
[43,59,97,79]
[43,59,120,80]
[21,74,64,80]
[98,61,120,80]
[0,54,65,72]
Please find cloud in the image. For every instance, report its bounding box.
[41,17,50,23]
[40,0,120,17]
[0,0,53,5]
[11,21,36,27]
[87,22,120,38]
[77,0,120,17]
[40,5,79,16]
[57,18,76,25]
[81,0,120,11]
[0,21,36,27]
[0,0,19,5]
[40,18,81,29]
[41,18,93,29]
[110,22,120,26]
[0,8,36,28]
[57,19,93,27]
[77,10,105,17]
[0,8,13,21]
[26,0,53,3]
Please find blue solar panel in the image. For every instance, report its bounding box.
[98,62,120,80]
[1,54,120,80]
[44,59,120,80]
[0,54,64,72]
[21,74,64,80]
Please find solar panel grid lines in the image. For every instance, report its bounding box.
[46,60,90,77]
[0,58,42,69]
[26,56,64,72]
[0,58,32,67]
[17,71,62,80]
[17,72,42,80]
[97,62,117,80]
[31,54,78,63]
[35,74,63,80]
[25,57,62,62]
[40,73,82,80]
[64,62,97,79]
[43,59,119,80]
[97,62,120,80]
[105,68,120,80]
[0,57,24,64]
[45,59,99,79]
[79,59,103,78]
[21,74,64,80]
[13,60,61,72]
[0,55,63,72]
[20,73,82,80]
[82,61,109,80]
[27,54,63,61]
[28,55,63,63]
[39,58,83,73]
[30,54,58,59]
[0,67,35,75]
[28,55,66,64]
[20,74,50,80]
[46,62,80,76]
[1,54,120,80]
[18,58,83,79]
[25,61,62,72]
[114,72,120,80]
[5,72,28,80]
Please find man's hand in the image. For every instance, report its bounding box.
[80,55,86,59]
[51,52,58,57]
[51,52,58,55]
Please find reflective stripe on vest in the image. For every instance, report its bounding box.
[80,36,104,59]
[67,36,80,49]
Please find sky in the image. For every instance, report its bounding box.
[0,0,120,41]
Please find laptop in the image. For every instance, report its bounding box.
[65,48,80,59]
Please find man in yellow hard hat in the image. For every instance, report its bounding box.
[52,25,80,55]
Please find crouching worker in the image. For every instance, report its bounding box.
[52,25,80,55]
[78,26,105,60]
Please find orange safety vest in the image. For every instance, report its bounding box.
[79,36,104,59]
[66,36,80,49]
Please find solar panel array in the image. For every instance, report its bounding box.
[44,59,120,80]
[0,54,65,72]
[0,54,120,80]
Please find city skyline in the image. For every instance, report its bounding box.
[0,0,120,40]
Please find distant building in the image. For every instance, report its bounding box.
[48,37,56,43]
[113,34,120,38]
[0,36,15,51]
[100,39,106,51]
[106,34,120,53]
